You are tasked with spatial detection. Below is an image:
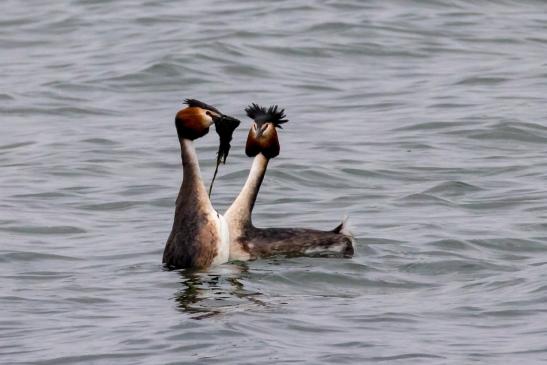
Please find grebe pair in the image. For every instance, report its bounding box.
[163,100,354,269]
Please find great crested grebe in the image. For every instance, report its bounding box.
[224,103,354,260]
[163,99,240,269]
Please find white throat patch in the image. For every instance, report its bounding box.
[211,212,230,266]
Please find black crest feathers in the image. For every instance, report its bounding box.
[184,98,221,115]
[245,103,288,127]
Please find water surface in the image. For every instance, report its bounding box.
[2,1,547,364]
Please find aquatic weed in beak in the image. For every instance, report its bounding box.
[209,113,240,197]
[214,114,240,164]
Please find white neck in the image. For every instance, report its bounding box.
[225,154,269,229]
[165,138,229,268]
[176,138,212,210]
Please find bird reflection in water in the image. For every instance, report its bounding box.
[173,262,265,319]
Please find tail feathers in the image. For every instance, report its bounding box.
[332,215,353,237]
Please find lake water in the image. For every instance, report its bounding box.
[2,1,547,364]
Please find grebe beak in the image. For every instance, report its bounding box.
[255,123,269,139]
[256,127,264,139]
[206,111,221,126]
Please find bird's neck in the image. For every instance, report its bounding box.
[225,153,269,229]
[175,138,212,210]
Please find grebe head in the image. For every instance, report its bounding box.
[244,103,288,159]
[176,98,240,160]
[175,99,222,140]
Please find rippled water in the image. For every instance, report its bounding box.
[2,1,547,363]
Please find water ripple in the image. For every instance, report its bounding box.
[2,0,547,364]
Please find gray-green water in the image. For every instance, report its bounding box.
[2,1,547,364]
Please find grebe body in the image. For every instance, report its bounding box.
[163,99,238,269]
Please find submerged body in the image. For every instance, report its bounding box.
[225,104,354,261]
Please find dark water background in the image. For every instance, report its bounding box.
[2,1,547,364]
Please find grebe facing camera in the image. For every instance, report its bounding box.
[225,103,354,261]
